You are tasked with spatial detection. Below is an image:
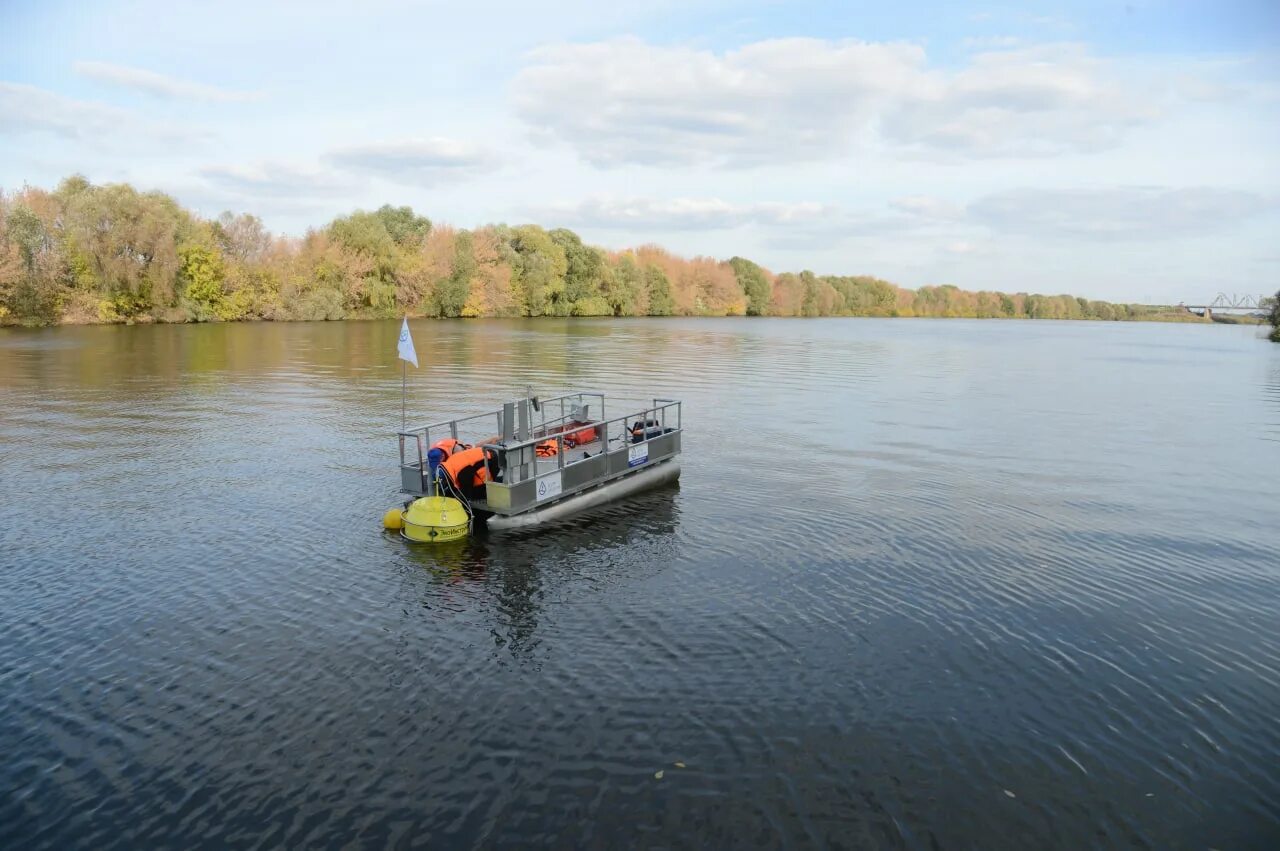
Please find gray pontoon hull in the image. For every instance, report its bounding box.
[485,460,680,531]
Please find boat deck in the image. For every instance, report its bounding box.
[398,391,682,518]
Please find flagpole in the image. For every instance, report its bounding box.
[397,315,417,434]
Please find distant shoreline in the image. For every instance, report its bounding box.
[2,311,1222,330]
[0,175,1216,329]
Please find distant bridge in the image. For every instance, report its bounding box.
[1180,293,1271,317]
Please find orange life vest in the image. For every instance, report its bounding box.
[441,446,491,499]
[431,438,466,456]
[535,439,559,458]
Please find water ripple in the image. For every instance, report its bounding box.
[2,318,1279,849]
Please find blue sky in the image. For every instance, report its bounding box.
[2,0,1277,302]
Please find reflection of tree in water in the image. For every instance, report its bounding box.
[400,486,681,662]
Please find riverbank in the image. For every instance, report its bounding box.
[1,306,1212,328]
[2,175,1209,328]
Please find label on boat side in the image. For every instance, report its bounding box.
[628,445,649,467]
[536,471,563,502]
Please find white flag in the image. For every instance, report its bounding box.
[397,317,418,367]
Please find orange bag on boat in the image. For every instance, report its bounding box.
[564,425,597,447]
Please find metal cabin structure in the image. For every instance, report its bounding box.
[397,391,681,525]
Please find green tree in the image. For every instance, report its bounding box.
[328,211,398,278]
[549,228,607,314]
[644,264,674,316]
[508,225,567,316]
[606,254,645,316]
[56,174,92,199]
[374,204,431,247]
[728,256,771,316]
[327,209,416,314]
[1089,300,1116,321]
[1267,290,1280,342]
[178,244,228,321]
[829,275,896,316]
[7,205,48,273]
[435,230,474,317]
[799,270,822,317]
[59,182,193,317]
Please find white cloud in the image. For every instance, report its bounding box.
[891,195,965,220]
[73,60,262,103]
[0,81,207,145]
[199,162,351,198]
[515,37,923,167]
[514,37,1163,167]
[0,81,131,138]
[763,185,1275,252]
[757,205,972,252]
[539,196,831,230]
[968,186,1276,239]
[881,44,1155,157]
[324,138,495,185]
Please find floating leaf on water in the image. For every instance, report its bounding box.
[654,770,664,780]
[674,762,686,769]
[1003,790,1016,798]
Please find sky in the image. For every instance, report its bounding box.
[1,0,1278,302]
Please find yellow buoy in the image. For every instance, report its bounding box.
[382,508,405,530]
[400,496,470,543]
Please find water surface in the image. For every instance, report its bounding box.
[2,318,1278,848]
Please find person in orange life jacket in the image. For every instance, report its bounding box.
[440,445,492,500]
[427,438,467,478]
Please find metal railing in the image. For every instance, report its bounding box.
[397,391,681,496]
[536,391,606,433]
[483,398,681,484]
[397,409,498,471]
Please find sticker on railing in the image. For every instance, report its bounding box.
[628,444,649,467]
[536,471,563,502]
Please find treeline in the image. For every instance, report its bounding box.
[1269,291,1280,342]
[1,176,1195,326]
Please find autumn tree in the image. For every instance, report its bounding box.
[213,212,271,265]
[771,272,804,316]
[0,174,1164,327]
[461,228,517,318]
[57,181,192,319]
[0,201,62,323]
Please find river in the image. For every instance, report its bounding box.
[2,317,1278,849]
